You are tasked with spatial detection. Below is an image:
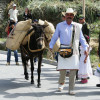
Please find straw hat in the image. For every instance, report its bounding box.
[13,4,16,7]
[65,8,77,16]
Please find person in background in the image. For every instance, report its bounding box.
[78,15,90,44]
[8,4,18,24]
[78,42,92,84]
[23,7,32,20]
[6,4,19,65]
[78,15,92,83]
[49,8,88,95]
[6,20,19,65]
[76,15,90,80]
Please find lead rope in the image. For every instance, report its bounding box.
[28,34,45,52]
[21,45,29,55]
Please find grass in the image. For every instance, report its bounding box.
[91,34,99,39]
[89,19,99,68]
[90,54,99,69]
[0,38,6,42]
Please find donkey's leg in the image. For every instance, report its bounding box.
[37,54,42,87]
[20,46,29,80]
[30,57,34,84]
[23,59,29,80]
[21,56,29,80]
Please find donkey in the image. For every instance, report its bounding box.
[20,24,47,87]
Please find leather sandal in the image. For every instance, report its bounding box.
[58,84,64,92]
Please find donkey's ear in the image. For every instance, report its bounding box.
[42,25,48,29]
[31,23,37,29]
[31,23,36,27]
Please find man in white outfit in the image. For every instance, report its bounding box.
[49,8,88,95]
[8,4,18,23]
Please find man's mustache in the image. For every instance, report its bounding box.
[67,17,72,19]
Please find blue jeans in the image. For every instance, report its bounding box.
[34,57,37,63]
[7,49,18,63]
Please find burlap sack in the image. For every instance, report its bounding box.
[6,19,32,50]
[22,27,34,45]
[44,20,55,35]
[38,19,60,52]
[53,39,60,52]
[15,19,32,31]
[38,19,45,25]
[44,20,60,52]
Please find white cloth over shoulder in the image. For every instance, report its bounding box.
[57,22,81,70]
[57,54,79,70]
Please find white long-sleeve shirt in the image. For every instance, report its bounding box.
[49,21,88,50]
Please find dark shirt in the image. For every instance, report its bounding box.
[82,22,90,44]
[9,20,15,33]
[23,12,32,20]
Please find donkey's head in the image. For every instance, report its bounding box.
[31,24,47,49]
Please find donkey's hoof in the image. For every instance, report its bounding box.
[37,83,41,88]
[25,76,29,80]
[31,81,34,84]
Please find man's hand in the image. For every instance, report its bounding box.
[84,59,87,63]
[84,51,88,63]
[48,48,53,60]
